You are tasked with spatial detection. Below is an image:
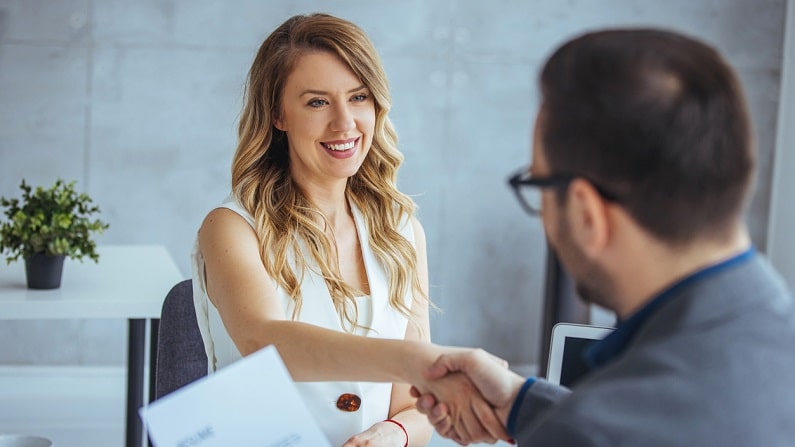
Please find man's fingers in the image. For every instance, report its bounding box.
[457,399,498,444]
[450,423,472,445]
[472,396,512,442]
[485,351,510,369]
[449,429,469,446]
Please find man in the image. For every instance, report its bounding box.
[416,28,795,446]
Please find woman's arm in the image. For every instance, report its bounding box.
[198,208,440,384]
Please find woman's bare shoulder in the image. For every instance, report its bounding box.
[198,207,259,259]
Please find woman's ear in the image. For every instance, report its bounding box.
[566,178,610,258]
[272,111,285,131]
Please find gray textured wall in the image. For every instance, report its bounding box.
[0,0,787,368]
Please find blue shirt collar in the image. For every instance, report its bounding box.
[584,247,757,369]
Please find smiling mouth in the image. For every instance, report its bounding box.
[321,138,358,151]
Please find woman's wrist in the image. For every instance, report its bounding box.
[384,419,408,447]
[393,340,437,385]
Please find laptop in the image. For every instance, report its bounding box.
[546,322,614,387]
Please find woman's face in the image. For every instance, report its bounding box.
[274,50,376,188]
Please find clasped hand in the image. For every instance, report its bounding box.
[411,349,525,445]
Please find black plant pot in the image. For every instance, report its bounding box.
[25,253,66,290]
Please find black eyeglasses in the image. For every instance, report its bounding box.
[508,168,619,216]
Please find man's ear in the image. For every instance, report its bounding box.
[566,178,610,258]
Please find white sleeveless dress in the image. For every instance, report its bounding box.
[191,196,414,446]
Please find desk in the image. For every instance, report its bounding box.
[0,245,183,447]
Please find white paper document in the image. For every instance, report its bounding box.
[140,345,332,447]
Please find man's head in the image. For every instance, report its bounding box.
[537,28,754,244]
[524,29,755,312]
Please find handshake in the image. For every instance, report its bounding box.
[408,347,529,445]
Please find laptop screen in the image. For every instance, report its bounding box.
[547,323,613,387]
[559,336,597,387]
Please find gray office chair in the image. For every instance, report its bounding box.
[154,279,208,399]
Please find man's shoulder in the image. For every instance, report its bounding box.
[535,308,795,445]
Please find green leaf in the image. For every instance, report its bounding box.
[0,179,110,262]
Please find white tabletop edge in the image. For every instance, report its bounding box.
[0,245,185,320]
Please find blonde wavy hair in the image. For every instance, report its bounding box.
[231,13,426,332]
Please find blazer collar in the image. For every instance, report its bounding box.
[586,248,763,369]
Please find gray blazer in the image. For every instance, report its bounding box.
[515,254,795,446]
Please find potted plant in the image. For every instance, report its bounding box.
[0,179,110,289]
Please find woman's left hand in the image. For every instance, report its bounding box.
[340,420,407,447]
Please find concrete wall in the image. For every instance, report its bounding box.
[0,0,788,368]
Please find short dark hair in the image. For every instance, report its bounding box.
[539,29,754,243]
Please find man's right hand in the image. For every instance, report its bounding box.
[411,349,526,444]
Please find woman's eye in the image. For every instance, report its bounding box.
[308,98,328,107]
[351,93,369,102]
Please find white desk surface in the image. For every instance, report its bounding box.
[0,245,184,320]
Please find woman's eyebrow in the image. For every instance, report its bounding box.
[300,84,368,97]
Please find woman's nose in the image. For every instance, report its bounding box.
[330,104,356,132]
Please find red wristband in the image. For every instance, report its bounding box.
[384,419,408,447]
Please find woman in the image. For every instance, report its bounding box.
[191,13,491,447]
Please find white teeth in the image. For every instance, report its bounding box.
[324,141,355,151]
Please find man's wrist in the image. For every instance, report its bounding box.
[504,377,536,436]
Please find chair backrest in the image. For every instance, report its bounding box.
[154,279,207,399]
